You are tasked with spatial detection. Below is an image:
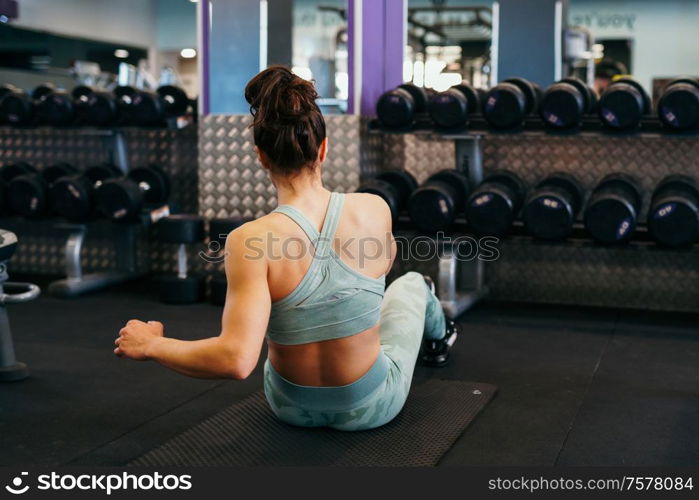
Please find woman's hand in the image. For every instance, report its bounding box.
[114,320,164,361]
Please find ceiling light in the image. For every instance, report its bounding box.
[180,48,197,58]
[114,49,129,59]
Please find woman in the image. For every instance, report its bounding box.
[114,66,458,431]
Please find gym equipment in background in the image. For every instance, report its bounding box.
[95,165,171,221]
[356,170,418,221]
[465,170,526,237]
[428,82,482,129]
[408,169,469,232]
[482,77,542,130]
[0,83,55,126]
[647,175,699,247]
[6,163,79,217]
[1,163,36,213]
[598,77,650,131]
[584,173,642,244]
[539,77,597,130]
[157,215,206,304]
[72,85,119,127]
[50,163,122,221]
[115,85,190,126]
[208,217,250,306]
[376,83,429,129]
[0,229,40,382]
[523,172,583,241]
[656,78,699,132]
[34,87,75,126]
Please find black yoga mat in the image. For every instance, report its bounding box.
[131,379,497,467]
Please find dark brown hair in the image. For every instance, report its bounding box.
[245,66,326,174]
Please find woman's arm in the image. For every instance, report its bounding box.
[114,225,271,380]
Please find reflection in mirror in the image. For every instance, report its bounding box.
[0,0,198,125]
[405,0,493,92]
[568,0,699,100]
[293,0,348,113]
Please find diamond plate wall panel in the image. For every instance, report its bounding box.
[198,114,363,221]
[0,126,198,276]
[381,134,454,183]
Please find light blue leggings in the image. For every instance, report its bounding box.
[263,272,446,431]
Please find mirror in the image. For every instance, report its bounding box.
[0,0,198,99]
[404,0,493,91]
[292,0,348,113]
[568,0,699,99]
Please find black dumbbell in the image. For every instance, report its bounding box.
[483,77,542,129]
[647,175,699,247]
[6,162,79,217]
[0,85,40,126]
[157,214,206,304]
[0,163,36,213]
[114,86,163,126]
[428,82,482,129]
[50,163,122,221]
[584,173,642,244]
[34,87,75,126]
[465,170,526,237]
[376,83,429,129]
[356,170,418,221]
[598,77,650,130]
[408,170,469,232]
[72,85,119,127]
[157,85,191,119]
[656,78,699,132]
[95,165,171,221]
[540,77,597,130]
[523,172,583,241]
[115,85,190,126]
[208,217,251,306]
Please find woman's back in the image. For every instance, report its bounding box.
[248,191,394,386]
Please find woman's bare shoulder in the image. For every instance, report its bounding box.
[343,192,392,227]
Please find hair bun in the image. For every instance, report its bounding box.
[244,66,327,173]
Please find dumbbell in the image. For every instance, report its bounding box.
[483,77,542,129]
[376,83,429,129]
[523,172,583,241]
[115,85,190,126]
[157,215,206,304]
[34,87,75,126]
[647,175,699,247]
[540,77,598,129]
[0,83,54,126]
[408,170,469,232]
[72,85,119,127]
[208,217,251,306]
[356,170,418,221]
[598,77,650,130]
[95,165,171,221]
[584,173,642,244]
[50,163,122,221]
[1,163,36,214]
[657,78,699,132]
[465,170,526,237]
[428,82,482,129]
[6,162,79,217]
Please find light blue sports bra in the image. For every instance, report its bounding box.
[267,192,386,345]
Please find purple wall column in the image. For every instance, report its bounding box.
[348,0,406,115]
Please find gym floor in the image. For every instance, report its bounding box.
[1,276,698,466]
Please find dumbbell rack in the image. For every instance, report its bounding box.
[373,126,699,314]
[0,125,198,293]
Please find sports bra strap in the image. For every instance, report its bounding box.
[316,192,345,257]
[272,205,320,243]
